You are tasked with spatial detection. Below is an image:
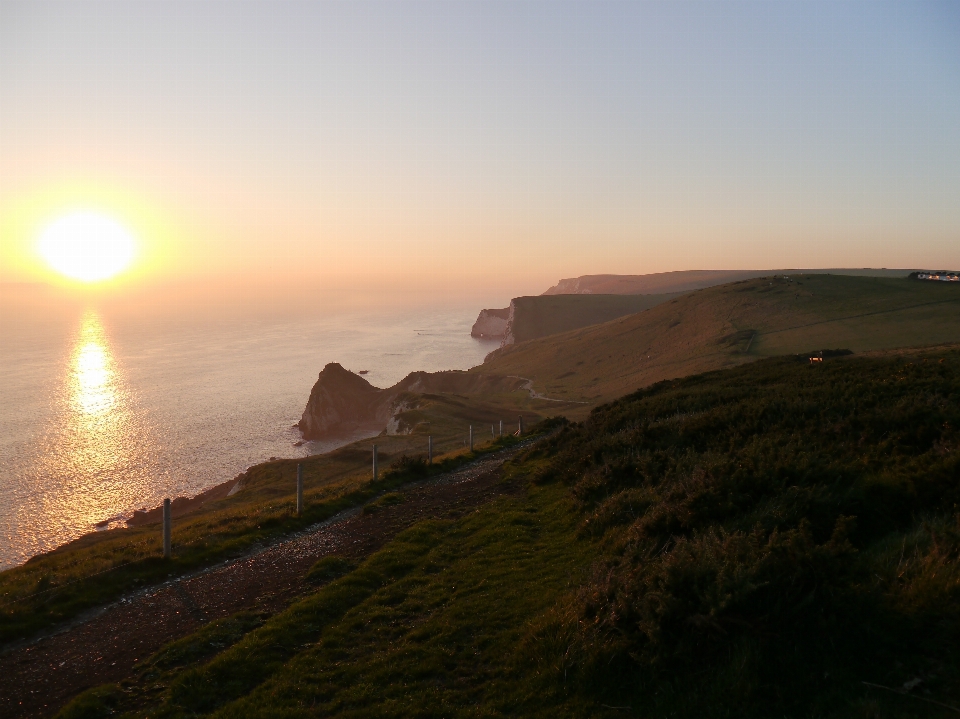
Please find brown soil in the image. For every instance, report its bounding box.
[0,445,530,719]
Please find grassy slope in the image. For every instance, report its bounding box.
[61,459,600,719]
[61,346,960,718]
[481,275,960,412]
[507,293,679,343]
[11,275,953,645]
[0,390,573,645]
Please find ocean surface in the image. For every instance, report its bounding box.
[0,291,500,569]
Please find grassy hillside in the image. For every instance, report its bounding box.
[60,346,960,718]
[0,390,570,645]
[483,274,960,411]
[541,268,912,296]
[506,293,680,344]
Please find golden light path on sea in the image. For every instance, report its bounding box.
[26,311,145,543]
[72,316,118,416]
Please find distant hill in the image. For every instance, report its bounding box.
[481,274,960,408]
[503,294,682,345]
[472,293,681,345]
[542,268,912,296]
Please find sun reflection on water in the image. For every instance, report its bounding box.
[23,311,147,546]
[71,316,117,416]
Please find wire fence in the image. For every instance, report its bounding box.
[1,421,533,611]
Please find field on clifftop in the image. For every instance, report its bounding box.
[59,347,960,718]
[480,274,960,411]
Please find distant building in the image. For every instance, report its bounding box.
[912,271,960,282]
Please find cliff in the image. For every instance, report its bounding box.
[298,363,395,439]
[470,307,510,338]
[298,364,525,440]
[473,294,681,351]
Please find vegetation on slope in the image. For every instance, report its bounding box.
[0,385,555,646]
[13,274,951,647]
[481,274,960,410]
[503,293,680,344]
[540,268,911,296]
[529,345,960,715]
[62,346,960,718]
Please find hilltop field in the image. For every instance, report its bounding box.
[499,292,682,345]
[481,274,960,411]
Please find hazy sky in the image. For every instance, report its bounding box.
[1,0,958,295]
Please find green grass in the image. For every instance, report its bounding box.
[503,292,679,344]
[0,426,541,646]
[15,275,954,648]
[526,346,960,717]
[59,463,597,718]
[480,274,960,409]
[59,346,960,718]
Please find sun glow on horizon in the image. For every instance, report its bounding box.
[37,211,137,283]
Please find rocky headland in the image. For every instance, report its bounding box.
[298,363,525,440]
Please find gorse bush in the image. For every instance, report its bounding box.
[537,349,960,707]
[383,454,430,479]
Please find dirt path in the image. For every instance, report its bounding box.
[508,375,588,404]
[0,444,533,719]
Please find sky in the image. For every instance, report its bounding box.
[1,0,958,299]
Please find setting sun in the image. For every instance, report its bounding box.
[37,211,137,283]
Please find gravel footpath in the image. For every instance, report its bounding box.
[0,441,535,719]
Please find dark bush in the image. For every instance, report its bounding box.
[543,349,960,708]
[383,454,429,479]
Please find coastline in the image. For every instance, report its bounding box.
[125,475,242,527]
[125,427,383,529]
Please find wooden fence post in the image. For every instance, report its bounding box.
[296,463,303,516]
[162,498,171,559]
[428,435,433,464]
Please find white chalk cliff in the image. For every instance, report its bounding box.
[470,307,510,338]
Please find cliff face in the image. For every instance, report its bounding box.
[298,364,525,440]
[298,363,397,439]
[470,307,510,338]
[485,294,676,351]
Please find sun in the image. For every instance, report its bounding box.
[37,211,137,283]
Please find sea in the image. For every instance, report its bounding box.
[0,285,502,569]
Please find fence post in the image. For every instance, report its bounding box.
[469,425,473,452]
[499,419,503,437]
[491,424,495,438]
[518,415,524,435]
[296,463,303,516]
[372,444,378,481]
[162,498,171,559]
[428,435,432,464]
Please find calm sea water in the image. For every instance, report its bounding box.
[0,291,499,569]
